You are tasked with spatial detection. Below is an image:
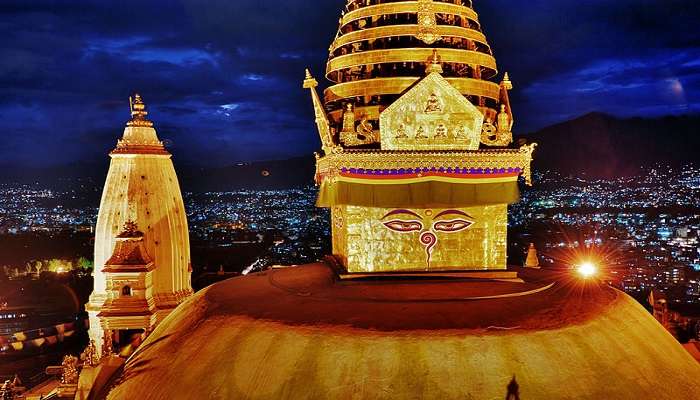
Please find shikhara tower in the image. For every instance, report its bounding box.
[306,0,534,273]
[86,95,192,355]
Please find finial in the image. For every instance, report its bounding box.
[127,93,153,127]
[501,72,513,90]
[303,68,318,89]
[425,49,443,74]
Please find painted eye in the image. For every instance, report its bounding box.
[383,220,423,233]
[433,219,473,233]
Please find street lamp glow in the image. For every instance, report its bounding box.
[577,262,598,279]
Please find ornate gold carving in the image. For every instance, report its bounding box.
[499,72,515,131]
[497,104,512,133]
[101,331,115,359]
[424,93,443,113]
[416,0,441,45]
[333,206,344,229]
[379,73,483,151]
[81,340,100,367]
[114,94,169,153]
[521,143,537,186]
[341,104,355,134]
[356,116,376,140]
[127,93,154,128]
[60,355,79,384]
[340,104,378,147]
[119,220,141,238]
[316,145,537,186]
[480,105,513,147]
[425,49,444,75]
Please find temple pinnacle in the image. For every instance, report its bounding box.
[303,68,318,89]
[127,93,153,127]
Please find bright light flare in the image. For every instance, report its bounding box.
[576,262,598,279]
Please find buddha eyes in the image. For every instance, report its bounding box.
[432,219,473,233]
[383,219,473,233]
[383,220,423,232]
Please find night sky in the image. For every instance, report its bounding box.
[1,0,698,167]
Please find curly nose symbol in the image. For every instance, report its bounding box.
[419,231,437,268]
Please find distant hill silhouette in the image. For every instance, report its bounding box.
[1,113,697,191]
[0,157,316,193]
[521,112,700,177]
[178,156,316,192]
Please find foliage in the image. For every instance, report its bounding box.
[77,257,94,271]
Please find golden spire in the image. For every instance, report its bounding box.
[127,93,154,128]
[501,72,513,91]
[303,69,337,155]
[303,69,317,89]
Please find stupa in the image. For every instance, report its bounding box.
[103,2,700,399]
[86,95,192,356]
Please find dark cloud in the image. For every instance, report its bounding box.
[0,0,697,166]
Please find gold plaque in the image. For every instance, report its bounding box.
[380,73,484,151]
[333,205,508,273]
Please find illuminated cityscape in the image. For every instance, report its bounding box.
[2,165,699,308]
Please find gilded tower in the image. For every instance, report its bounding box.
[305,0,534,273]
[86,95,192,355]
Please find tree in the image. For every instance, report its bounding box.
[47,259,72,274]
[33,260,44,275]
[77,257,94,272]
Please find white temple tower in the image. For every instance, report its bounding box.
[86,94,192,355]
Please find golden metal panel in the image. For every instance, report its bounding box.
[333,204,508,272]
[326,48,497,77]
[379,72,483,151]
[341,1,479,27]
[324,77,500,103]
[331,25,488,52]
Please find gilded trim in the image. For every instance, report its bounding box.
[341,1,479,27]
[327,48,496,77]
[324,77,500,103]
[331,25,488,52]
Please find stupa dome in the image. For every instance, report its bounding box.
[105,264,700,399]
